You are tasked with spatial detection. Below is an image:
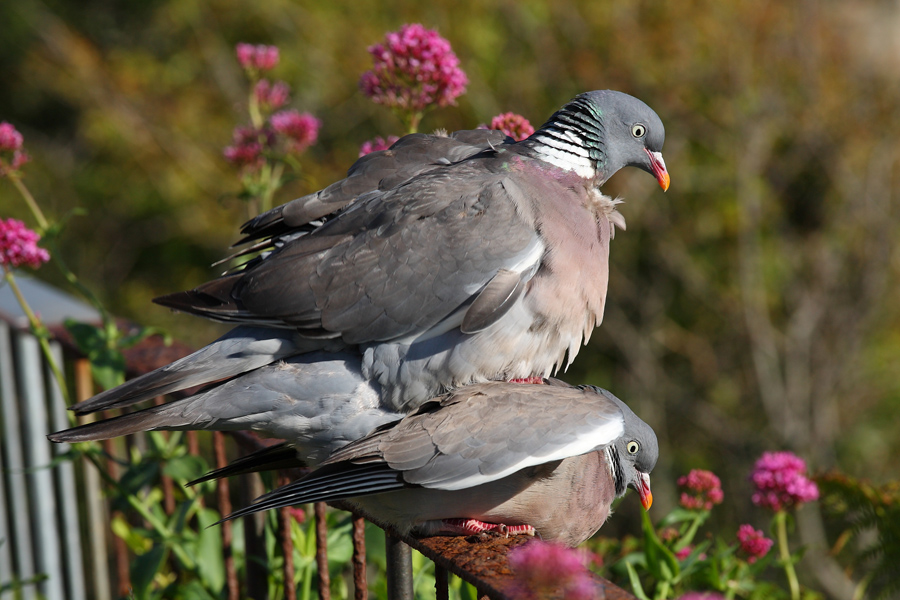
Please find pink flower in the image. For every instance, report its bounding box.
[235,43,280,72]
[287,507,306,524]
[359,135,400,157]
[480,112,535,141]
[0,219,50,269]
[750,451,819,512]
[677,593,726,600]
[674,545,707,561]
[270,110,320,154]
[508,541,596,599]
[678,469,724,511]
[254,79,291,111]
[223,125,267,170]
[0,122,30,177]
[360,23,468,114]
[736,524,773,564]
[0,122,24,151]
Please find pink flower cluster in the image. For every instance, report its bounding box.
[223,126,269,170]
[254,79,291,111]
[482,112,535,141]
[0,218,50,269]
[678,469,724,511]
[736,524,773,564]
[0,122,30,176]
[359,135,400,157]
[750,451,819,511]
[508,541,597,600]
[270,110,321,154]
[236,43,280,72]
[360,23,468,113]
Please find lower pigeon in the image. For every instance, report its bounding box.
[217,381,658,547]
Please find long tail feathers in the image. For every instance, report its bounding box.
[70,327,311,415]
[187,443,307,486]
[217,462,405,524]
[48,402,194,443]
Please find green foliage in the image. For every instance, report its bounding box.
[818,473,900,600]
[592,499,823,600]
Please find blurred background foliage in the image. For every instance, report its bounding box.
[2,0,899,596]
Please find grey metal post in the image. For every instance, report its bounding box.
[48,341,87,600]
[15,332,66,600]
[0,323,37,600]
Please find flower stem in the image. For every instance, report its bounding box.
[775,510,800,600]
[7,172,49,232]
[3,267,73,411]
[261,161,284,213]
[7,170,117,345]
[249,86,264,129]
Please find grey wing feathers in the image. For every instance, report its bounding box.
[322,383,625,491]
[237,129,511,244]
[159,171,543,345]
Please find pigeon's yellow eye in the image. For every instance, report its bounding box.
[627,441,640,454]
[631,124,646,138]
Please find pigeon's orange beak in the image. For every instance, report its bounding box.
[637,472,653,510]
[646,149,670,192]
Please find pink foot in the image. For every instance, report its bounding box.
[440,518,536,538]
[508,376,545,385]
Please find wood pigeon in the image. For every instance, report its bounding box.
[215,381,659,548]
[52,90,668,449]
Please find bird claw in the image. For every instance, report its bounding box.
[439,518,535,538]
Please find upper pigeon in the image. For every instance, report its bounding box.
[55,90,668,440]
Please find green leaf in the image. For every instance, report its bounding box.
[195,507,225,593]
[162,454,209,483]
[115,461,161,497]
[111,514,152,553]
[119,325,172,350]
[64,319,126,389]
[131,543,168,600]
[658,508,707,527]
[625,561,651,600]
[642,509,681,583]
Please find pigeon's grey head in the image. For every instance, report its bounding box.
[526,90,670,191]
[586,386,659,510]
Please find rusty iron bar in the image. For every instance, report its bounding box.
[435,564,449,600]
[385,533,414,600]
[315,502,331,600]
[279,474,297,600]
[101,425,131,598]
[352,515,367,600]
[214,431,239,600]
[74,358,112,600]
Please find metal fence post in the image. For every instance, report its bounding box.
[385,533,413,600]
[14,331,65,600]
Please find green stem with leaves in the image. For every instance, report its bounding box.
[8,172,120,355]
[2,267,73,412]
[775,510,800,600]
